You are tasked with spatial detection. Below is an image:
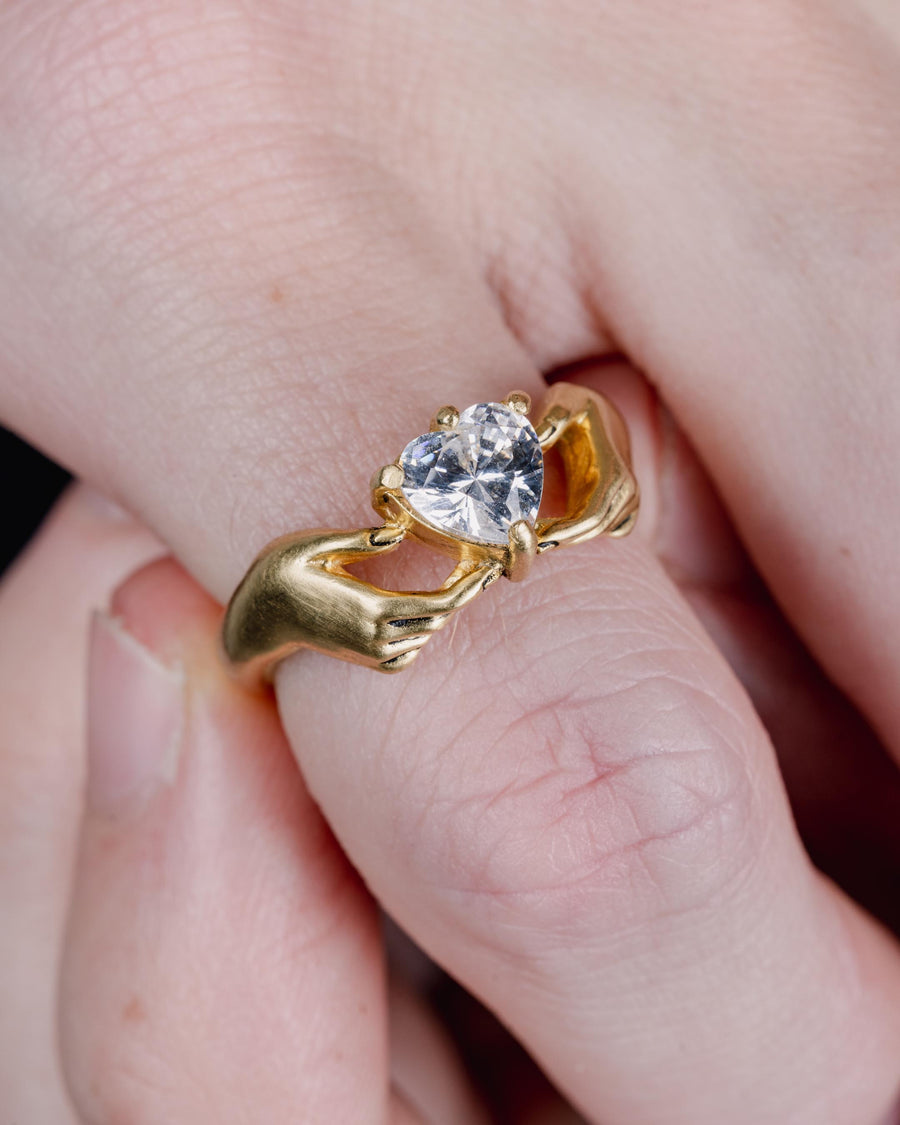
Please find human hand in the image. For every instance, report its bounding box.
[223,524,501,676]
[0,491,496,1122]
[2,0,900,1121]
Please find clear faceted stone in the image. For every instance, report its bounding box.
[399,402,544,546]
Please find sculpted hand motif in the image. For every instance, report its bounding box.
[530,381,640,550]
[223,524,502,680]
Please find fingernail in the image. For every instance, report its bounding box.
[87,611,184,818]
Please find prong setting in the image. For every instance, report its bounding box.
[505,391,531,416]
[431,405,460,431]
[506,519,538,582]
[371,462,410,525]
[371,463,404,493]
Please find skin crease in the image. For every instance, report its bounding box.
[0,0,899,1121]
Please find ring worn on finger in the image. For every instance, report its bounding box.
[222,382,639,680]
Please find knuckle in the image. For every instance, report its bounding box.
[407,611,765,954]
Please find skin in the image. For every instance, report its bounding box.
[1,0,900,1120]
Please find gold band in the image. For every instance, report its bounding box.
[222,382,639,682]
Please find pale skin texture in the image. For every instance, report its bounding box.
[2,1,900,1121]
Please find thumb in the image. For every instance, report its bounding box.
[61,559,388,1122]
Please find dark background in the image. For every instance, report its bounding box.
[1,425,70,577]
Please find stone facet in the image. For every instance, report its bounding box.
[399,402,544,546]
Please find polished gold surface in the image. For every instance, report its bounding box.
[222,382,639,682]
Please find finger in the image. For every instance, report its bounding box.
[558,2,900,754]
[575,360,900,932]
[0,0,548,603]
[2,11,898,1120]
[377,566,502,671]
[389,979,490,1125]
[0,487,160,1124]
[386,921,577,1125]
[384,614,450,638]
[61,558,389,1123]
[379,632,433,671]
[320,527,405,561]
[2,0,900,755]
[276,376,900,1124]
[9,0,886,737]
[646,387,900,934]
[386,563,501,622]
[426,971,586,1125]
[695,582,900,934]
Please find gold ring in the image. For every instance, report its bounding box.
[222,381,639,682]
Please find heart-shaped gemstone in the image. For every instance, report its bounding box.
[399,402,544,546]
